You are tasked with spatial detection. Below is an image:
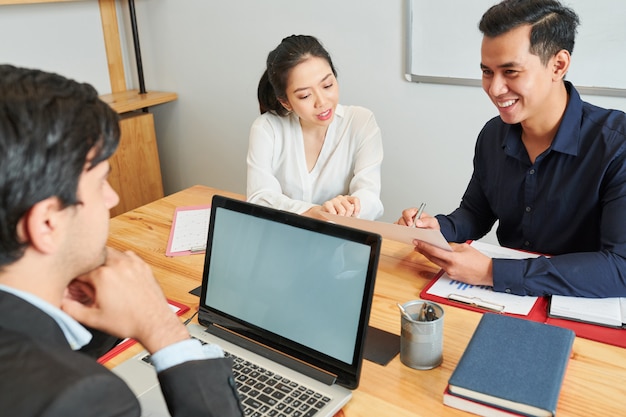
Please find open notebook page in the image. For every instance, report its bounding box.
[549,295,626,328]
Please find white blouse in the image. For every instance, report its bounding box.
[246,104,384,220]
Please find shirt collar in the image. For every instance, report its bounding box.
[0,284,92,350]
[502,81,582,158]
[550,81,582,156]
[335,103,344,119]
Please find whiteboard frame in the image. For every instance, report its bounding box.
[404,0,626,98]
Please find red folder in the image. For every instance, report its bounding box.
[544,316,626,348]
[420,271,626,349]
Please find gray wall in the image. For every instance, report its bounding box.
[4,0,626,242]
[130,0,626,227]
[133,0,492,225]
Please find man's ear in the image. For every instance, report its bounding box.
[552,49,571,81]
[18,197,67,255]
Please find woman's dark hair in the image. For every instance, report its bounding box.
[0,65,120,267]
[257,35,337,116]
[479,0,579,65]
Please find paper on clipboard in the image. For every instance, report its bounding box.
[425,241,541,315]
[427,272,538,315]
[320,212,452,251]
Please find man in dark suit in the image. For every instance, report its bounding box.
[0,65,242,417]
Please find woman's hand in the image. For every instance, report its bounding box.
[321,195,361,217]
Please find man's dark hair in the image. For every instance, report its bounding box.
[0,65,120,266]
[479,0,580,65]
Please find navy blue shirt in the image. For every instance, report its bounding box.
[437,82,626,297]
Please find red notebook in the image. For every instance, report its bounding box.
[97,299,190,364]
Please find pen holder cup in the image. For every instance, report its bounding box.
[400,300,444,370]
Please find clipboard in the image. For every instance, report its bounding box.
[97,299,190,363]
[420,269,549,322]
[420,240,548,319]
[165,204,212,256]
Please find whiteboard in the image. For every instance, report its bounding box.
[405,0,626,97]
[0,2,111,95]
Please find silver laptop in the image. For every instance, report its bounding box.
[112,195,382,416]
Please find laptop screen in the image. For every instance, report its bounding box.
[198,195,381,388]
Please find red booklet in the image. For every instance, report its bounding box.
[97,299,190,364]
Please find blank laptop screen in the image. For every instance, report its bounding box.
[203,206,371,364]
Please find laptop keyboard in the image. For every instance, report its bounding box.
[227,350,331,417]
[140,338,332,417]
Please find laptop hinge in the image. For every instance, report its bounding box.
[206,324,338,386]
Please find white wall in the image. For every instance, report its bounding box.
[4,0,626,243]
[0,1,110,94]
[131,0,494,226]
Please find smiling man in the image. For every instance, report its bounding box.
[398,0,626,297]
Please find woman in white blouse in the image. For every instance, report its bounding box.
[246,35,384,220]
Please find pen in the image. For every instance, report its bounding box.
[412,202,426,228]
[397,303,414,322]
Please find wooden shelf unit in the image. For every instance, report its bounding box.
[100,90,178,114]
[1,0,177,217]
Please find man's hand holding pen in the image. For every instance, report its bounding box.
[396,204,494,288]
[396,203,440,230]
[411,203,426,228]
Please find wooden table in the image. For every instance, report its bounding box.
[105,185,626,416]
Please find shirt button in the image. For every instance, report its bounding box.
[525,206,531,212]
[505,288,512,293]
[529,169,535,175]
[524,241,530,246]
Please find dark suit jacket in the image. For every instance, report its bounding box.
[0,291,242,417]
